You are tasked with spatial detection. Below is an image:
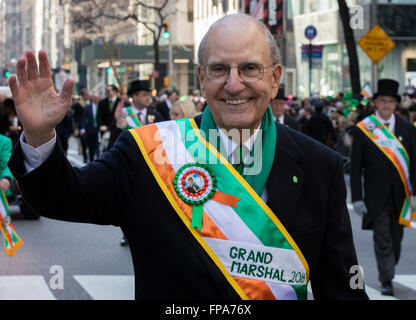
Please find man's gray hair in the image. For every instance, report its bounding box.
[197,13,281,66]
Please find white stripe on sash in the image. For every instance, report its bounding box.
[363,119,410,181]
[155,121,297,299]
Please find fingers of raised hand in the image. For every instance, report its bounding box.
[8,75,20,99]
[25,50,39,81]
[59,78,75,106]
[16,57,28,87]
[38,50,51,79]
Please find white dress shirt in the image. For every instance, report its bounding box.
[20,131,57,174]
[135,106,147,124]
[375,111,395,133]
[272,114,284,125]
[217,123,268,202]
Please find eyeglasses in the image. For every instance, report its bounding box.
[377,98,397,105]
[200,62,277,83]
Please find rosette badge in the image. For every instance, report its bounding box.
[174,163,240,231]
[366,121,376,131]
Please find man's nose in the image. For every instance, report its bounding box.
[224,67,245,94]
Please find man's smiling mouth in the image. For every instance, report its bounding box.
[223,98,251,105]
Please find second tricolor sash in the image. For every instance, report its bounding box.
[122,106,142,129]
[357,115,416,228]
[129,118,309,300]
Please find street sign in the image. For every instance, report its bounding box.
[301,44,323,69]
[358,24,395,64]
[301,44,323,59]
[304,25,317,41]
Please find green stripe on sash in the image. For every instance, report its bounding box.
[125,107,142,127]
[0,191,10,217]
[176,119,292,250]
[369,115,410,168]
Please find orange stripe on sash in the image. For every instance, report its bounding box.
[234,277,276,300]
[357,121,409,194]
[133,125,281,299]
[357,122,380,140]
[136,124,228,240]
[382,147,411,196]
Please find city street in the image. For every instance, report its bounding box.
[0,137,416,300]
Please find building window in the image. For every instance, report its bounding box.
[222,0,228,12]
[187,0,193,21]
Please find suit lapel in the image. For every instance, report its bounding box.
[393,114,405,144]
[192,115,305,230]
[266,124,304,231]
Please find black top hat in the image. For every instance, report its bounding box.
[127,80,151,96]
[272,88,288,101]
[373,79,401,103]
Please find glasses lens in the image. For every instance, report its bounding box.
[206,63,229,82]
[204,62,267,83]
[378,99,396,105]
[239,63,263,82]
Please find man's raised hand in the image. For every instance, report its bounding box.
[8,50,74,147]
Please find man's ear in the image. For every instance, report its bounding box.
[271,64,283,98]
[196,65,206,98]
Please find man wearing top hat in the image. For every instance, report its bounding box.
[270,88,300,131]
[111,80,164,151]
[114,79,163,246]
[351,79,416,296]
[126,80,163,125]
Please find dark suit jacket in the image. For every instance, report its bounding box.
[80,103,99,134]
[283,115,300,131]
[97,97,122,151]
[156,101,171,121]
[9,119,368,300]
[350,114,416,229]
[306,113,336,147]
[97,97,121,128]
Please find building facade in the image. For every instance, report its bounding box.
[289,0,416,98]
[77,0,195,97]
[1,0,66,86]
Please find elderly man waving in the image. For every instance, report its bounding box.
[8,14,367,300]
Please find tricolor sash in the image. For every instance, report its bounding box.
[129,119,309,300]
[0,190,23,256]
[123,107,142,129]
[357,115,416,228]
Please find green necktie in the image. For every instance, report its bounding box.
[232,145,245,175]
[93,105,97,127]
[109,100,115,112]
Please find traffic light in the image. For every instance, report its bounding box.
[3,68,10,78]
[162,21,170,39]
[164,76,170,87]
[106,67,113,75]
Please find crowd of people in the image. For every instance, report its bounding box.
[269,87,416,169]
[5,75,416,191]
[55,84,205,165]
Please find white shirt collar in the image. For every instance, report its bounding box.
[217,122,262,164]
[134,106,147,123]
[375,111,395,132]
